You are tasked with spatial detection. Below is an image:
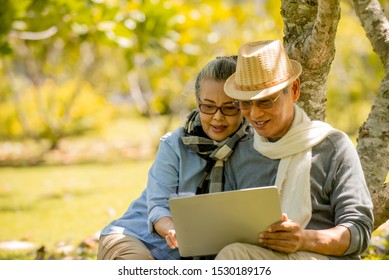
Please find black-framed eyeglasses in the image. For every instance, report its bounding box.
[233,91,283,110]
[198,103,240,116]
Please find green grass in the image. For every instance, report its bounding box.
[1,161,388,260]
[0,113,183,259]
[0,161,152,258]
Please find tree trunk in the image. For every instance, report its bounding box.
[352,0,389,229]
[281,0,341,121]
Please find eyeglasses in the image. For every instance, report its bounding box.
[198,103,240,116]
[234,91,282,110]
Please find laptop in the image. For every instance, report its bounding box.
[168,186,282,257]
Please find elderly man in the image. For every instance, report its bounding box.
[220,40,374,260]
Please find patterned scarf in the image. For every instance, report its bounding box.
[181,109,252,194]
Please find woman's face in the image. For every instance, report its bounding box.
[198,78,243,141]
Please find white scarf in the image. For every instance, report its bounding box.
[253,105,340,228]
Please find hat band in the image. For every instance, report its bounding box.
[234,72,294,91]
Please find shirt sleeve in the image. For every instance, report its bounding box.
[146,131,181,236]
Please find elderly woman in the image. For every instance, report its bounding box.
[97,56,252,260]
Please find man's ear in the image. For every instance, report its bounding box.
[291,78,300,102]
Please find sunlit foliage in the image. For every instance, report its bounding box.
[0,0,383,145]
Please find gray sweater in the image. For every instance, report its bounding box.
[224,132,374,259]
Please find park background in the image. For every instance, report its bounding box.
[0,0,388,259]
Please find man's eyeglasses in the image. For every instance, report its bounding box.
[198,103,240,116]
[233,91,282,110]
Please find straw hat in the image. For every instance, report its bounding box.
[224,40,302,100]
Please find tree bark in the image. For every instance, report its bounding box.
[352,0,389,229]
[281,0,341,121]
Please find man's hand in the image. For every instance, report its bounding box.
[258,213,305,253]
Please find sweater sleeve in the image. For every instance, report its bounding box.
[327,133,374,256]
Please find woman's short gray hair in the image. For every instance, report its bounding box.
[195,56,237,100]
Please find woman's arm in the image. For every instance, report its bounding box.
[154,216,178,249]
[146,132,181,234]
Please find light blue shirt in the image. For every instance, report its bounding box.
[100,127,209,259]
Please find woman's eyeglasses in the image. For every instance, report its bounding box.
[198,103,240,116]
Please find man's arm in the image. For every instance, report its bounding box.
[258,214,350,256]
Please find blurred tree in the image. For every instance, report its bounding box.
[326,3,383,138]
[1,0,116,148]
[0,0,282,148]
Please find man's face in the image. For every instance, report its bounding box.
[241,80,300,141]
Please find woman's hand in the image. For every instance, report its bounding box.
[165,229,179,249]
[154,216,179,249]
